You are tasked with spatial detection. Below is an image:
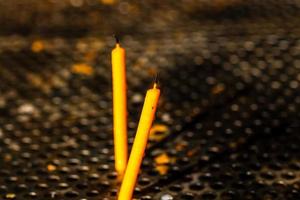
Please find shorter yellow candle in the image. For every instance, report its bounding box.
[118,83,160,200]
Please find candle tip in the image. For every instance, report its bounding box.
[114,35,120,44]
[153,73,159,88]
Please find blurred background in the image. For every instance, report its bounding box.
[0,0,299,199]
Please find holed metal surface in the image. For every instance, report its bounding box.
[0,0,299,199]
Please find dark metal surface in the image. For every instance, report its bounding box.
[0,0,299,199]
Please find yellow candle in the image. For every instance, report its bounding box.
[112,38,128,176]
[118,83,160,200]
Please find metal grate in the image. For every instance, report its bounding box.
[0,0,300,199]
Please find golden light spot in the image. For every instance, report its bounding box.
[211,84,225,94]
[84,51,97,62]
[187,148,198,157]
[154,153,175,175]
[27,73,51,94]
[155,153,171,165]
[27,73,43,86]
[149,124,169,141]
[71,63,94,76]
[4,154,12,162]
[5,193,16,199]
[31,40,44,53]
[47,164,56,172]
[175,143,187,151]
[100,0,115,5]
[155,165,169,175]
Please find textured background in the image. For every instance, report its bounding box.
[0,1,299,199]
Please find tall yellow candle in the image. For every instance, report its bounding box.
[118,83,160,200]
[111,38,128,176]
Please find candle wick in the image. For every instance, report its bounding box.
[114,35,120,44]
[153,73,159,88]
